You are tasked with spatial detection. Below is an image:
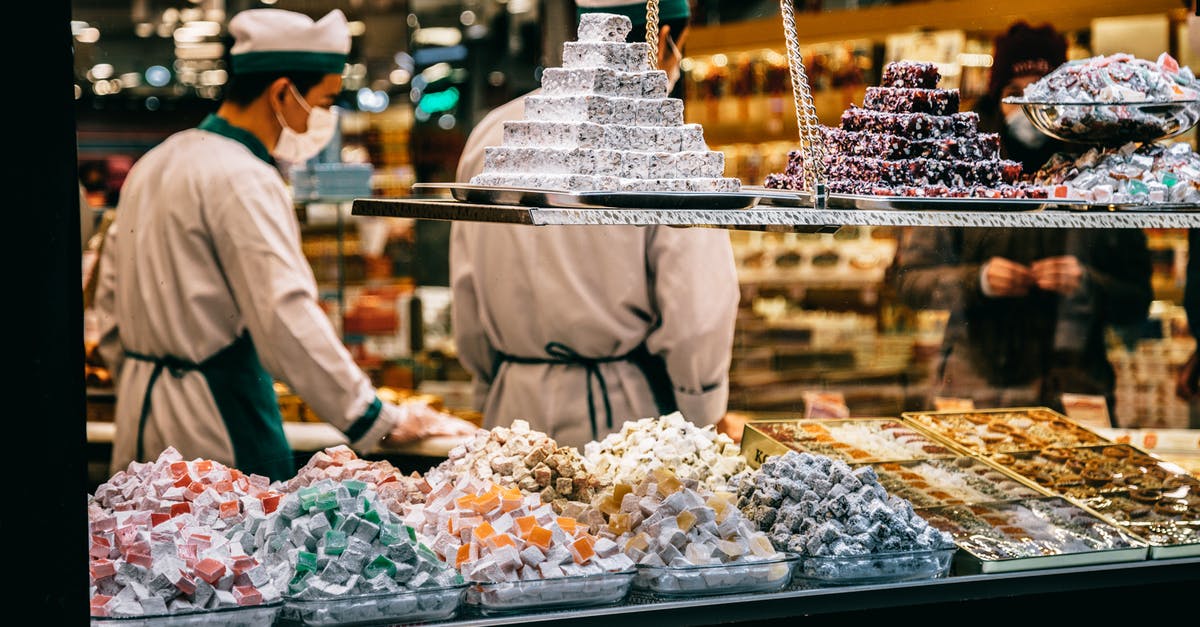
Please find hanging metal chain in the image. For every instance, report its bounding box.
[779,0,826,205]
[645,0,660,69]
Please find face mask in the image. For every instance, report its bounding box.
[1005,107,1047,150]
[272,83,338,164]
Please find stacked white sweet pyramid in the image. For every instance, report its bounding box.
[471,12,740,193]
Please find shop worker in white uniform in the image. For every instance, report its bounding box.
[95,9,475,480]
[451,0,741,448]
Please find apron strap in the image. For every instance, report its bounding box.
[496,341,659,440]
[125,350,201,464]
[124,334,292,480]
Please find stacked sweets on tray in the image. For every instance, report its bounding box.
[1011,52,1200,146]
[1032,141,1200,204]
[765,61,1044,199]
[470,13,739,193]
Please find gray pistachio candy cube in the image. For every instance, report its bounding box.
[577,12,633,43]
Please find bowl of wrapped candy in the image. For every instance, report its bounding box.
[1004,53,1200,146]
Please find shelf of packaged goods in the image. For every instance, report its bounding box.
[352,197,1200,230]
[420,557,1200,625]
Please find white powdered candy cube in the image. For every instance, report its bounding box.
[621,151,650,178]
[541,68,643,98]
[525,95,616,124]
[484,147,573,174]
[577,12,632,43]
[677,151,726,178]
[629,127,660,147]
[642,71,669,98]
[562,42,653,73]
[680,125,706,151]
[644,153,677,179]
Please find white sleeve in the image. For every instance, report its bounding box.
[644,227,739,426]
[209,181,396,453]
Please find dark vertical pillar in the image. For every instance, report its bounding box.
[13,0,86,621]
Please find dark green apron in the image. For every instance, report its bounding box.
[126,333,294,481]
[495,341,677,441]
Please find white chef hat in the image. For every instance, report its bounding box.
[229,9,350,75]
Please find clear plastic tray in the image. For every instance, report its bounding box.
[1002,98,1200,145]
[633,555,797,597]
[278,584,467,626]
[465,570,635,615]
[91,601,282,627]
[795,548,955,585]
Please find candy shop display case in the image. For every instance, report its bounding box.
[632,555,798,597]
[277,584,468,626]
[793,547,955,586]
[739,417,964,468]
[915,496,1148,574]
[90,602,283,627]
[464,570,637,615]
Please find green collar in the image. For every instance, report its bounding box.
[197,114,275,166]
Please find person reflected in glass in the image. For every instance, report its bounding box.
[891,22,1153,424]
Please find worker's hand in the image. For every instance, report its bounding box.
[1176,349,1200,401]
[1031,255,1085,296]
[716,411,751,443]
[980,257,1034,297]
[383,401,479,447]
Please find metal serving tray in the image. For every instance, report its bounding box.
[744,187,1082,212]
[915,496,1148,574]
[740,417,963,469]
[900,407,1112,457]
[870,457,1048,508]
[412,182,763,210]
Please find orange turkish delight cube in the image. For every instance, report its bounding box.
[528,526,552,550]
[556,517,578,535]
[514,516,536,538]
[455,543,471,567]
[570,536,595,564]
[472,521,496,541]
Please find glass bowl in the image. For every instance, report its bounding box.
[794,548,955,586]
[278,584,467,626]
[1002,98,1200,146]
[465,570,636,615]
[91,602,282,627]
[633,555,797,597]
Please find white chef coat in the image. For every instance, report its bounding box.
[95,115,397,475]
[450,91,739,448]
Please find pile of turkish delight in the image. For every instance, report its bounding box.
[425,420,602,512]
[589,468,787,592]
[471,12,739,193]
[765,61,1043,198]
[583,412,746,491]
[1023,53,1198,103]
[1033,140,1200,204]
[402,480,634,583]
[88,448,285,617]
[733,451,954,560]
[591,468,782,566]
[277,445,432,513]
[257,479,459,600]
